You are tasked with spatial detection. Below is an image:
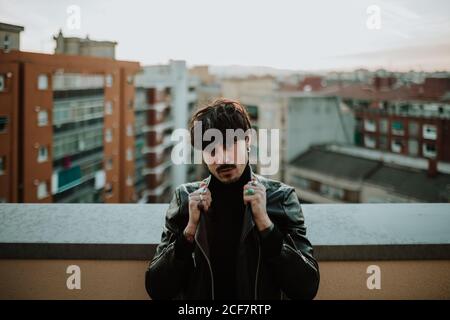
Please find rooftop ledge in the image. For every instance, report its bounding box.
[1,203,450,261]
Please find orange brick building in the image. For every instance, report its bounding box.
[0,49,140,203]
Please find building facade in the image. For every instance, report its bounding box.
[54,30,117,59]
[286,144,450,204]
[134,61,200,203]
[334,77,450,163]
[0,49,139,203]
[0,22,24,52]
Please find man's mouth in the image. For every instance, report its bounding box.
[218,166,236,174]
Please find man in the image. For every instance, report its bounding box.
[145,99,320,300]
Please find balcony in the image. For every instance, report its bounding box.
[141,120,174,133]
[142,159,172,177]
[353,104,450,119]
[53,96,105,126]
[141,135,174,154]
[0,203,449,299]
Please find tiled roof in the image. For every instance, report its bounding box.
[290,146,450,202]
[282,77,450,102]
[322,77,450,102]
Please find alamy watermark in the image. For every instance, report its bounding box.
[366,5,381,30]
[366,265,381,290]
[171,121,280,175]
[66,5,81,30]
[66,265,81,290]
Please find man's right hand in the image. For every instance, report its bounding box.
[185,182,212,240]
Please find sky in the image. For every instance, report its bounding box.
[1,0,449,71]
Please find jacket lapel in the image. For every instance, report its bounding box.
[194,175,212,259]
[240,169,262,243]
[194,166,262,260]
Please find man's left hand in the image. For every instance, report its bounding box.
[243,179,273,231]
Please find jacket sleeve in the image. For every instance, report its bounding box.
[260,187,320,300]
[145,188,195,300]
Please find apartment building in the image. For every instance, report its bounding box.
[333,77,450,163]
[0,25,140,203]
[134,61,200,203]
[54,30,117,59]
[0,22,24,52]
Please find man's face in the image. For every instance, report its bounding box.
[202,138,249,184]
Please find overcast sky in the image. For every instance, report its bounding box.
[1,0,449,71]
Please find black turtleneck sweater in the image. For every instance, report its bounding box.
[206,163,252,300]
[173,162,284,299]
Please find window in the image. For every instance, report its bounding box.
[379,135,388,150]
[37,110,48,126]
[105,101,113,115]
[0,74,5,92]
[391,121,404,136]
[291,175,310,190]
[126,175,133,186]
[126,148,133,161]
[391,139,403,153]
[409,121,419,137]
[37,181,48,199]
[355,117,363,131]
[38,146,48,163]
[423,143,437,158]
[423,124,437,140]
[127,75,134,85]
[364,119,377,132]
[4,34,10,51]
[319,184,345,200]
[364,135,376,148]
[408,139,419,156]
[127,124,133,137]
[105,129,112,143]
[105,158,113,171]
[0,116,7,133]
[0,156,5,174]
[78,140,85,151]
[105,182,113,197]
[379,119,388,134]
[105,74,113,88]
[246,105,259,120]
[37,74,48,90]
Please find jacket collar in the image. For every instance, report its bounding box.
[195,165,261,260]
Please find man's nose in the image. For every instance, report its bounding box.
[223,149,235,164]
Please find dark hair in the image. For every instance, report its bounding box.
[189,98,252,150]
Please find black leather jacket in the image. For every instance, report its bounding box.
[145,169,320,300]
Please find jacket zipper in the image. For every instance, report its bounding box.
[284,234,318,273]
[195,237,215,300]
[151,241,175,266]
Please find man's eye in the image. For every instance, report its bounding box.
[210,149,215,157]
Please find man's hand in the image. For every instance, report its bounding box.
[243,179,273,232]
[185,182,212,241]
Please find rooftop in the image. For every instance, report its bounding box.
[290,146,450,202]
[281,77,450,103]
[0,22,24,32]
[1,203,449,260]
[0,203,449,299]
[290,147,379,182]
